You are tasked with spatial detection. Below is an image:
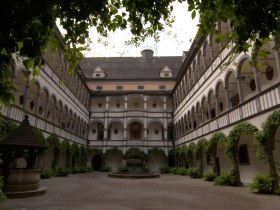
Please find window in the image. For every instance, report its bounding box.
[159,85,166,90]
[116,86,123,90]
[238,144,250,165]
[138,85,144,90]
[164,73,169,77]
[95,74,100,77]
[96,86,102,90]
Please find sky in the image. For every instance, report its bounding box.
[59,1,199,57]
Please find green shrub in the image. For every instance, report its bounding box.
[40,169,54,179]
[118,165,130,172]
[169,167,177,174]
[203,171,217,181]
[214,171,236,186]
[250,174,274,194]
[86,167,93,173]
[159,166,170,173]
[100,165,111,172]
[175,167,188,176]
[78,167,88,173]
[71,167,79,174]
[55,168,70,177]
[141,166,149,173]
[188,168,202,178]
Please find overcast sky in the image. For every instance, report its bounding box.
[58,1,199,57]
[86,1,199,57]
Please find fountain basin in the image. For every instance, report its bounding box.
[108,172,160,179]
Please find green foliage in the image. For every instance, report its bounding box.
[33,127,47,146]
[0,115,17,139]
[0,158,7,203]
[226,122,258,159]
[99,165,111,172]
[40,169,55,179]
[118,165,130,173]
[47,134,60,149]
[148,148,166,160]
[55,168,70,177]
[170,167,188,176]
[206,132,227,153]
[250,174,274,194]
[71,143,80,157]
[207,132,227,175]
[0,0,176,104]
[125,147,146,159]
[214,171,237,186]
[194,138,206,160]
[188,168,202,178]
[255,110,280,159]
[159,166,170,174]
[141,165,149,173]
[105,147,124,158]
[47,134,61,170]
[187,0,280,63]
[203,171,217,182]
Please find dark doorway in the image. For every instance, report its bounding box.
[92,154,103,171]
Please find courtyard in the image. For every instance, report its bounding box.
[1,172,280,210]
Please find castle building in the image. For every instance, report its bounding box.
[1,23,280,183]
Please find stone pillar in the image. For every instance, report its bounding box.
[207,101,211,120]
[215,94,220,116]
[224,86,231,110]
[23,84,30,110]
[236,73,244,103]
[144,95,147,110]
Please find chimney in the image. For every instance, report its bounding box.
[141,48,154,61]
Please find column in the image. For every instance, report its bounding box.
[215,94,220,116]
[236,74,244,103]
[23,84,30,110]
[105,96,110,111]
[207,101,211,121]
[144,95,147,110]
[224,86,231,110]
[253,66,262,112]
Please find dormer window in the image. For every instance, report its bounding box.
[160,65,173,78]
[92,66,106,78]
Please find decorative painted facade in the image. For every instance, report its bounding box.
[1,23,280,180]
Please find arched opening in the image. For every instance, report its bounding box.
[129,122,143,140]
[91,154,103,171]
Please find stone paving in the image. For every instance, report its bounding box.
[1,172,280,210]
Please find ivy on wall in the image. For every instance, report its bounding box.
[255,110,280,190]
[226,122,258,186]
[47,134,61,170]
[61,140,71,168]
[206,132,227,175]
[194,138,207,175]
[105,147,124,158]
[71,143,80,168]
[0,114,17,139]
[147,148,166,162]
[186,142,196,168]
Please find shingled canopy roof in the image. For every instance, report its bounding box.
[0,115,47,150]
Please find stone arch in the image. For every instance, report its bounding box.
[256,110,280,188]
[207,132,227,175]
[227,122,259,185]
[107,120,124,140]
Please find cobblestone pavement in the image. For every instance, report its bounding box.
[1,172,280,210]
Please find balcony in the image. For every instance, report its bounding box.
[175,83,280,146]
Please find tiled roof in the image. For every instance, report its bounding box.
[80,54,182,80]
[0,115,47,150]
